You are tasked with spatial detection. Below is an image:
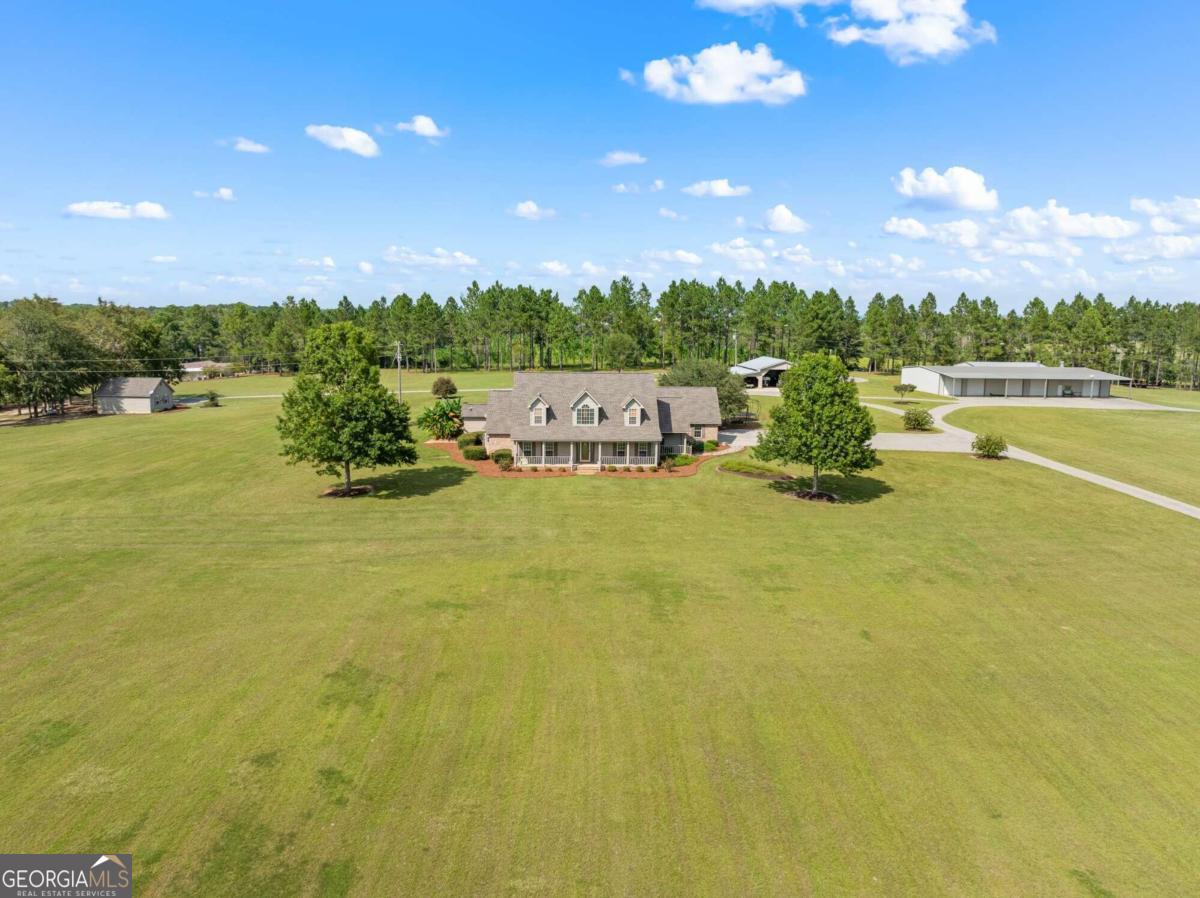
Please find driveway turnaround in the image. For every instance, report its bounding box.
[867,399,1200,522]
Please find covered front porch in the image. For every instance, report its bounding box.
[514,440,660,468]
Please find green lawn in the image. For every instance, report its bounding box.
[2,401,1199,896]
[948,406,1200,507]
[173,368,515,399]
[1123,385,1200,411]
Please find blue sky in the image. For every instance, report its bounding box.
[1,0,1197,310]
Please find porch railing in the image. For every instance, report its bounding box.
[517,455,572,466]
[600,456,654,466]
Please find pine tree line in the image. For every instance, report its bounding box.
[3,279,1199,415]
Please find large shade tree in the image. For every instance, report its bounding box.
[658,358,749,422]
[277,322,417,494]
[754,353,876,495]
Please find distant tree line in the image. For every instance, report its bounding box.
[3,279,1199,415]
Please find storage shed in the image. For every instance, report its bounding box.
[95,377,175,414]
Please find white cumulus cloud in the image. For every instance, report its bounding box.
[581,261,606,276]
[305,124,380,158]
[232,136,270,153]
[511,200,557,220]
[644,249,704,265]
[194,186,236,201]
[644,42,806,106]
[683,178,751,198]
[539,260,571,276]
[1105,234,1200,263]
[383,245,479,268]
[1131,196,1200,234]
[827,0,996,65]
[396,115,449,139]
[894,165,997,211]
[357,261,374,275]
[149,255,177,263]
[1003,200,1139,239]
[298,256,336,269]
[600,150,647,167]
[659,207,685,220]
[764,203,809,233]
[66,200,169,220]
[709,237,769,270]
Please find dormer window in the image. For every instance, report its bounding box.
[626,408,639,426]
[575,405,596,426]
[529,395,547,426]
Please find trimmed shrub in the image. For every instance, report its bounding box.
[461,445,488,461]
[607,465,617,472]
[972,433,1008,459]
[202,390,220,408]
[529,466,539,472]
[431,376,458,398]
[457,431,483,449]
[691,443,705,456]
[491,448,513,465]
[496,457,514,472]
[902,408,935,431]
[704,439,720,451]
[661,457,676,473]
[671,454,697,466]
[635,465,644,473]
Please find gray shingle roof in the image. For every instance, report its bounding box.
[913,364,1128,381]
[95,377,172,397]
[478,372,719,440]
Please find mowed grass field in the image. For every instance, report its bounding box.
[2,398,1200,896]
[949,406,1200,508]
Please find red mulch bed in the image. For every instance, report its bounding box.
[428,441,575,478]
[428,441,735,479]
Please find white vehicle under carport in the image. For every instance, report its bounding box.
[900,361,1130,399]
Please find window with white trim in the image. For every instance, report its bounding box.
[531,407,544,425]
[692,425,704,439]
[626,407,639,425]
[637,442,650,458]
[575,405,596,426]
[520,442,533,458]
[615,443,626,458]
[543,442,556,456]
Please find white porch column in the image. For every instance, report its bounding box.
[1043,379,1049,398]
[570,442,575,467]
[626,441,631,465]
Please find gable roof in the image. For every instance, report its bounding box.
[479,372,720,440]
[911,363,1128,381]
[95,377,172,398]
[731,356,791,376]
[657,388,721,432]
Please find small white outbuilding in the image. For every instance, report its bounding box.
[95,377,175,414]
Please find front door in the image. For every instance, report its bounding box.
[577,442,593,463]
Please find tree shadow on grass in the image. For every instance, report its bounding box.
[767,467,893,504]
[362,464,473,500]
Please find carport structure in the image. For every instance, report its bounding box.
[731,356,792,389]
[901,362,1131,399]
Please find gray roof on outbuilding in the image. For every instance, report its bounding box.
[731,356,791,376]
[477,372,719,440]
[911,364,1129,381]
[95,377,173,397]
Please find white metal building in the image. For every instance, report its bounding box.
[900,362,1130,398]
[95,377,176,414]
[730,356,792,388]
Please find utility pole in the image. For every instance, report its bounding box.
[395,342,403,401]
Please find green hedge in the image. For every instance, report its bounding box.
[461,445,488,461]
[457,431,483,449]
